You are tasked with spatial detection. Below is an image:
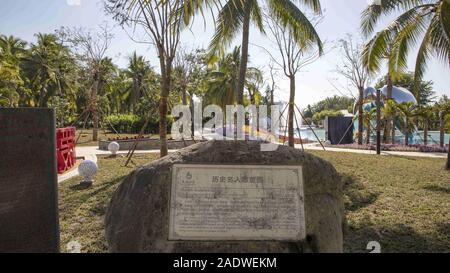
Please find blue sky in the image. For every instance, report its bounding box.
[1,0,449,108]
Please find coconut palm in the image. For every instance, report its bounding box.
[205,46,263,110]
[396,101,415,145]
[361,0,450,93]
[382,99,399,144]
[0,35,27,106]
[205,0,323,105]
[21,33,76,107]
[415,105,434,145]
[205,47,241,109]
[125,52,151,111]
[363,108,377,144]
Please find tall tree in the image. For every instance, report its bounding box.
[262,11,322,147]
[106,0,184,157]
[59,24,113,141]
[336,35,371,145]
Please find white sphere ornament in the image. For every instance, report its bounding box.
[108,141,120,155]
[78,160,98,185]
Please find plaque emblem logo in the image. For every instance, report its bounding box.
[186,172,192,180]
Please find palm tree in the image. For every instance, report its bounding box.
[205,47,241,109]
[0,35,27,106]
[436,97,450,147]
[361,0,450,93]
[207,0,323,105]
[205,47,263,110]
[396,102,415,145]
[415,106,434,145]
[108,70,132,114]
[125,52,151,111]
[22,33,75,107]
[91,57,117,133]
[383,99,398,144]
[363,108,377,144]
[446,137,450,170]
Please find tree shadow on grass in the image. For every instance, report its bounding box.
[385,154,418,161]
[341,174,379,212]
[64,175,126,217]
[345,223,450,253]
[69,183,92,191]
[436,223,450,238]
[423,185,450,195]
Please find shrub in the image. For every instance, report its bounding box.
[104,114,173,134]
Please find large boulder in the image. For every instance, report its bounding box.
[105,140,345,252]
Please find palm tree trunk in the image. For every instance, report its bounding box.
[423,119,428,146]
[358,86,364,145]
[236,8,251,105]
[384,75,393,143]
[446,137,450,170]
[159,70,171,157]
[158,48,173,157]
[391,118,396,144]
[366,120,371,145]
[440,111,445,147]
[190,93,195,139]
[181,80,188,106]
[92,79,99,142]
[404,116,409,146]
[288,75,295,147]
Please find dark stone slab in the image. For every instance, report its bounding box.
[0,108,59,253]
[106,140,345,253]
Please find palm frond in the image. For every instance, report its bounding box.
[208,0,247,55]
[268,0,323,54]
[361,0,429,36]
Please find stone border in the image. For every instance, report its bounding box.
[98,139,204,151]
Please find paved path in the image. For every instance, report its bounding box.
[59,143,446,183]
[298,143,447,159]
[57,147,178,183]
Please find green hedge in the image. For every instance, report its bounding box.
[104,114,173,134]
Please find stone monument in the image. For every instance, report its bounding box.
[105,140,344,253]
[0,108,60,252]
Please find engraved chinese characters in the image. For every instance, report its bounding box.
[169,164,305,241]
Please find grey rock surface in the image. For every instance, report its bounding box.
[105,140,345,253]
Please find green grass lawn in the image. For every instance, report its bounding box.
[59,151,450,253]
